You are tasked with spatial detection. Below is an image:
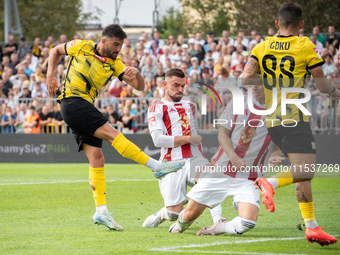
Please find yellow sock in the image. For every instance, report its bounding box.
[112,132,150,165]
[89,167,106,207]
[272,171,293,188]
[299,202,316,223]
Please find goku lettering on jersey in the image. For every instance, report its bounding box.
[250,36,324,127]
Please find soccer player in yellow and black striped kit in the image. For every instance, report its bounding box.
[243,3,339,246]
[46,24,184,231]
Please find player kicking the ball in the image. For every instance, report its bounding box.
[142,68,222,228]
[242,3,338,245]
[47,24,184,231]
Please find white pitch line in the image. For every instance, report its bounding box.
[161,250,306,255]
[150,236,306,252]
[0,179,157,186]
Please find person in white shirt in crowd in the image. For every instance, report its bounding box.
[172,46,186,68]
[142,32,152,49]
[14,102,31,133]
[217,30,234,51]
[31,81,48,99]
[159,46,174,70]
[195,32,206,46]
[139,48,157,68]
[310,34,323,55]
[210,42,220,62]
[141,56,158,81]
[249,30,264,49]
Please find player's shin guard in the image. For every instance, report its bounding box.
[112,132,150,165]
[299,202,317,227]
[162,207,179,221]
[224,216,256,235]
[89,167,106,207]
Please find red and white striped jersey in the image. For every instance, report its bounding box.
[148,98,205,161]
[210,94,274,180]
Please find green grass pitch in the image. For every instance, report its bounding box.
[0,163,339,254]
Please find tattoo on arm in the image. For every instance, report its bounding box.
[244,58,260,75]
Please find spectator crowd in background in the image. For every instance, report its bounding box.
[1,26,340,134]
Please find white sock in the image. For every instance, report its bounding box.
[145,158,162,172]
[96,205,109,214]
[161,207,179,221]
[209,205,223,224]
[305,220,318,229]
[267,178,278,190]
[224,216,256,235]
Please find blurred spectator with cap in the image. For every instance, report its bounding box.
[181,44,189,54]
[87,32,96,42]
[188,57,201,77]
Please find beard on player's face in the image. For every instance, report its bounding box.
[104,44,119,60]
[168,89,183,102]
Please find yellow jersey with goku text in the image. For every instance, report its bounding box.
[58,40,126,104]
[250,35,324,127]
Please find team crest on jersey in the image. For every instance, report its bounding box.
[178,114,190,134]
[240,126,256,144]
[103,63,111,71]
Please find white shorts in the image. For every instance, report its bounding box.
[187,174,260,211]
[159,157,209,207]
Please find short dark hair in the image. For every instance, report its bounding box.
[102,24,127,40]
[278,2,303,29]
[165,68,185,79]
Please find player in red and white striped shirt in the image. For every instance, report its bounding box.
[143,68,222,228]
[169,81,284,235]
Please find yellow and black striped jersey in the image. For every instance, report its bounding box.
[58,40,126,104]
[251,35,324,127]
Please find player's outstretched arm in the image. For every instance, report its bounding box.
[46,44,66,97]
[122,66,145,91]
[218,126,246,170]
[242,58,262,85]
[311,66,340,99]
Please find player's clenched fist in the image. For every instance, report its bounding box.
[190,135,202,146]
[123,66,138,77]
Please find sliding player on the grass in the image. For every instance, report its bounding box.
[46,24,184,232]
[169,82,282,236]
[242,2,338,245]
[142,68,222,228]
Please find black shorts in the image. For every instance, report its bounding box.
[267,121,316,157]
[60,97,108,152]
